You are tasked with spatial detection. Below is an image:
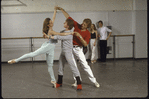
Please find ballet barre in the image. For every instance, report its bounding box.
[2,34,135,61]
[2,37,43,62]
[1,34,135,39]
[1,37,43,39]
[110,34,134,37]
[111,34,135,60]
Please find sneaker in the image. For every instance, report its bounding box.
[8,59,16,64]
[95,82,100,88]
[77,84,82,90]
[56,83,62,88]
[71,81,77,87]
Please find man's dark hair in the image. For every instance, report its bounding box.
[98,20,103,25]
[66,19,74,30]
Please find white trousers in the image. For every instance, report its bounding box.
[73,47,97,83]
[90,39,96,61]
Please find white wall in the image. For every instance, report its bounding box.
[1,0,133,13]
[134,11,147,58]
[132,0,147,58]
[133,0,147,10]
[108,11,133,58]
[1,0,147,62]
[1,11,135,62]
[1,11,108,61]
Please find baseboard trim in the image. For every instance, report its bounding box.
[1,60,58,64]
[2,58,147,64]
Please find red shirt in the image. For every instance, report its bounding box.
[68,17,90,46]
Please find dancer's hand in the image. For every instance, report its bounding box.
[56,6,63,10]
[74,32,81,37]
[43,32,49,39]
[45,35,50,39]
[98,34,100,38]
[93,42,96,46]
[54,5,58,10]
[50,36,54,39]
[43,34,46,39]
[43,32,46,39]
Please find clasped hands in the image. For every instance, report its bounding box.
[54,6,63,11]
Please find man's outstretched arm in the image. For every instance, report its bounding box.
[56,6,70,19]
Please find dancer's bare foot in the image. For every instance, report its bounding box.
[8,59,16,64]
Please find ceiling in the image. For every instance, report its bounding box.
[1,0,147,14]
[1,0,27,8]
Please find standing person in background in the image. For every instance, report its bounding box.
[90,24,98,64]
[97,20,112,62]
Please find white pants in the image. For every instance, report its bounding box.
[73,47,97,83]
[90,39,96,61]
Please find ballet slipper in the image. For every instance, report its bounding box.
[51,81,56,88]
[93,60,96,63]
[8,59,16,64]
[91,60,94,64]
[77,84,82,90]
[71,81,77,87]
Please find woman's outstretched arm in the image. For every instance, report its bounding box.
[52,6,58,24]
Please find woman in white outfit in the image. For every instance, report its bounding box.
[90,24,98,63]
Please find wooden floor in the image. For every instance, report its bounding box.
[1,59,148,98]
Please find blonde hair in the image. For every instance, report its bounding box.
[83,18,92,28]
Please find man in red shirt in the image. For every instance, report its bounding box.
[56,6,100,88]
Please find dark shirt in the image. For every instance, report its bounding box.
[91,32,96,39]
